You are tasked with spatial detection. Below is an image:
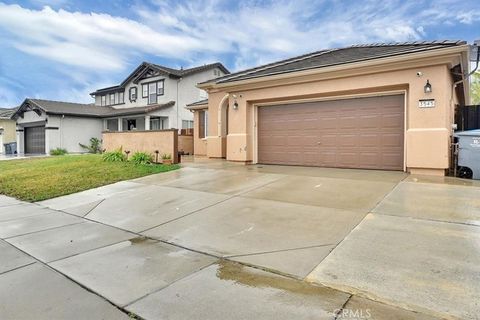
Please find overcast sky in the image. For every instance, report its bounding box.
[0,0,479,108]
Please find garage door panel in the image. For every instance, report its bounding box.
[258,94,404,170]
[24,126,45,154]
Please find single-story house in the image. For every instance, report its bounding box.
[191,40,470,176]
[0,108,17,153]
[12,99,175,154]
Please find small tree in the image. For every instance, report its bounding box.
[471,72,480,105]
[79,138,102,154]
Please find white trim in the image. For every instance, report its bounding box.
[252,90,408,171]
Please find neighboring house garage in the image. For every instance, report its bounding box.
[195,41,470,176]
[24,126,46,154]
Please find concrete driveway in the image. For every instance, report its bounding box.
[0,158,479,319]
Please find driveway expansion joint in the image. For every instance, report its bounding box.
[225,243,336,258]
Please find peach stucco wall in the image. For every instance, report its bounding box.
[178,135,193,155]
[103,130,178,163]
[200,53,466,175]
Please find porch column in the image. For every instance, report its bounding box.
[145,115,151,131]
[118,118,123,132]
[16,127,24,154]
[103,119,107,131]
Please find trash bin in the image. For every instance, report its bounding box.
[4,142,17,155]
[454,129,480,179]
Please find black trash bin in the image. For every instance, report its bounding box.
[4,142,17,155]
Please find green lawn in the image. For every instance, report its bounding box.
[0,154,179,202]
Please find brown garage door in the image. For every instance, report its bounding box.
[257,94,404,170]
[24,126,46,154]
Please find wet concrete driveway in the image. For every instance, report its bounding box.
[1,158,479,319]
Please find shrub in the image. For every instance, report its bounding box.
[50,148,68,156]
[131,152,153,165]
[102,148,126,162]
[161,153,172,160]
[79,138,102,154]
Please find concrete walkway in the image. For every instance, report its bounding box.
[1,158,479,319]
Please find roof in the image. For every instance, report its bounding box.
[104,101,175,117]
[201,40,467,85]
[186,99,208,110]
[0,107,16,119]
[12,99,175,119]
[92,62,230,95]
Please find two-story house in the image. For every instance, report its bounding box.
[12,62,229,154]
[90,62,229,132]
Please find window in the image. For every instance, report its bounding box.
[198,110,208,139]
[129,87,137,102]
[106,119,118,131]
[157,80,164,95]
[199,89,207,100]
[110,93,115,105]
[127,119,137,131]
[182,120,193,129]
[150,117,168,130]
[101,95,106,106]
[142,80,165,104]
[148,82,157,104]
[119,92,124,104]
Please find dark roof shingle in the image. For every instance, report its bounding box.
[0,107,16,119]
[13,99,175,119]
[203,40,467,85]
[92,62,230,95]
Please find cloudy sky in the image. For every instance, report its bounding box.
[0,0,479,108]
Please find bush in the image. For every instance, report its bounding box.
[79,138,102,154]
[131,152,153,165]
[50,148,68,156]
[102,148,126,162]
[161,153,171,160]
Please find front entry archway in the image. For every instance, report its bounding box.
[218,95,229,158]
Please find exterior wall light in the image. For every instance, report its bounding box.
[424,80,432,93]
[232,94,239,110]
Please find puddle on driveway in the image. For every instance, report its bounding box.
[216,260,339,297]
[129,236,149,245]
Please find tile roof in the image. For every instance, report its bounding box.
[13,99,175,119]
[202,40,467,85]
[186,99,208,107]
[0,107,16,119]
[185,99,208,110]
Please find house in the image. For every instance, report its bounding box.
[0,108,16,153]
[12,62,229,154]
[90,62,229,133]
[190,41,470,176]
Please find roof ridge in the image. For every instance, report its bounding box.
[346,39,465,48]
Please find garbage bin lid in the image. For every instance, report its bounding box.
[454,129,480,137]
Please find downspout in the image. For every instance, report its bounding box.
[176,77,183,130]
